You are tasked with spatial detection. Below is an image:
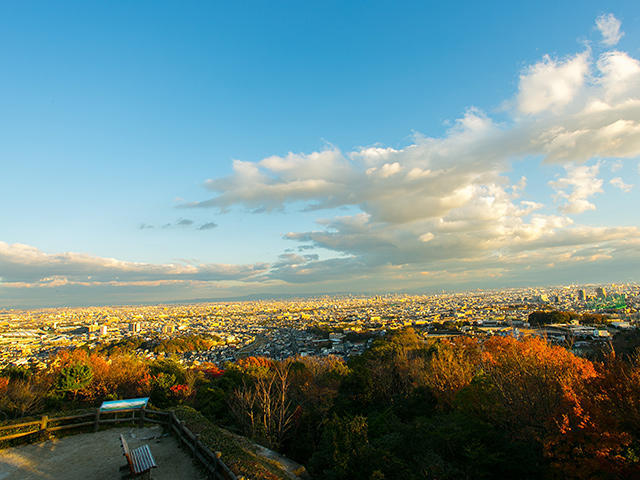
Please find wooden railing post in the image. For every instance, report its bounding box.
[139,407,145,428]
[40,415,48,431]
[94,408,101,432]
[215,451,222,476]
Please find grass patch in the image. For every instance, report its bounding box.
[173,406,295,480]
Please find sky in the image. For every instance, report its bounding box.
[1,1,640,307]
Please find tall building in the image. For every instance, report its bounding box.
[536,294,549,303]
[129,322,141,333]
[161,323,175,334]
[596,287,607,299]
[577,289,586,301]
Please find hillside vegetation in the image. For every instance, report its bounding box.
[1,329,640,479]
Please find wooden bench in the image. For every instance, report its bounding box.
[120,434,157,479]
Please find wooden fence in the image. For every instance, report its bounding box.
[0,408,237,480]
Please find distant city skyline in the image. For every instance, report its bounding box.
[2,2,640,307]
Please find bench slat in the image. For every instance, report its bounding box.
[130,444,157,473]
[120,434,156,475]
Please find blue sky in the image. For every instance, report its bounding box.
[1,1,640,307]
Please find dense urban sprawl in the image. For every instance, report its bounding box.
[2,283,638,369]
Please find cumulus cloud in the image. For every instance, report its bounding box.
[549,164,603,213]
[5,15,640,304]
[172,16,640,291]
[596,13,624,46]
[271,224,640,290]
[185,36,640,221]
[596,51,640,102]
[610,177,633,192]
[517,52,589,115]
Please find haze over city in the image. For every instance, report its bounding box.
[2,2,640,307]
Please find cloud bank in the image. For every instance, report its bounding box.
[176,15,640,290]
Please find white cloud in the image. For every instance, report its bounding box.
[596,51,640,102]
[175,21,640,292]
[610,177,633,192]
[596,13,624,46]
[512,176,527,196]
[517,52,589,114]
[419,232,435,243]
[6,15,640,304]
[0,241,269,287]
[549,164,603,213]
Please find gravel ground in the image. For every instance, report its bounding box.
[0,425,206,480]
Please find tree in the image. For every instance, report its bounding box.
[425,337,480,408]
[0,377,47,418]
[544,350,640,479]
[56,363,93,400]
[338,328,430,413]
[228,359,297,449]
[310,415,373,480]
[470,336,597,442]
[104,355,151,399]
[528,311,579,326]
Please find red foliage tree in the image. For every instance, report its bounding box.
[201,363,225,378]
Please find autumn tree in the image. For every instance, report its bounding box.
[544,349,640,479]
[467,336,597,442]
[102,355,151,399]
[425,337,480,408]
[229,358,297,449]
[0,375,48,418]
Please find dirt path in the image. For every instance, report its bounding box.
[253,443,305,479]
[0,425,206,480]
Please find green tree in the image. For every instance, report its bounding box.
[310,414,374,480]
[56,363,93,400]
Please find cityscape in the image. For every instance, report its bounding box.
[2,283,637,370]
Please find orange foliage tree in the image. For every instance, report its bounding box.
[544,350,640,479]
[474,336,597,440]
[48,349,151,402]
